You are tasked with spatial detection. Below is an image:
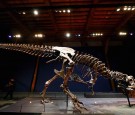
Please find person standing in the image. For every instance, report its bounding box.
[4,78,15,100]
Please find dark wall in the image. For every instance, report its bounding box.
[0,49,36,92]
[108,45,135,76]
[0,45,134,93]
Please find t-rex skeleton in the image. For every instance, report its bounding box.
[0,43,135,113]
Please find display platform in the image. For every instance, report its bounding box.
[0,93,135,115]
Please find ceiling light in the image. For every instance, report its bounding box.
[65,32,71,38]
[63,10,66,13]
[18,11,26,15]
[119,32,127,36]
[117,6,135,12]
[130,33,133,36]
[116,8,120,11]
[33,10,39,15]
[14,34,21,38]
[91,33,103,37]
[128,7,131,10]
[123,6,135,11]
[93,33,95,36]
[8,35,12,39]
[132,7,135,10]
[34,34,44,38]
[35,34,37,37]
[55,9,71,13]
[16,34,21,38]
[38,34,43,38]
[22,12,26,15]
[123,6,127,10]
[67,9,71,13]
[75,34,81,37]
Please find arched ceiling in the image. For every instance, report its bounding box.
[0,0,135,46]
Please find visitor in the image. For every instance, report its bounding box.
[4,78,15,100]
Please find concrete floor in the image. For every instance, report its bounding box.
[0,92,135,115]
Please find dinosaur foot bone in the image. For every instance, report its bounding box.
[71,97,89,114]
[40,98,51,104]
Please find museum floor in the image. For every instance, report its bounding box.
[0,92,135,115]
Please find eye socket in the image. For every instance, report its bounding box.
[68,53,72,57]
[54,50,60,56]
[129,79,133,81]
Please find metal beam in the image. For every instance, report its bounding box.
[115,12,135,31]
[81,0,99,46]
[1,3,135,11]
[45,0,58,32]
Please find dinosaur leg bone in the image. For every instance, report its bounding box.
[60,65,88,113]
[60,84,88,113]
[41,59,67,103]
[41,74,59,103]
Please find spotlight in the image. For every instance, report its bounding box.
[116,8,121,11]
[8,35,12,38]
[22,12,26,14]
[67,9,71,13]
[65,32,71,38]
[130,33,133,36]
[33,10,39,15]
[63,10,66,13]
[119,32,127,36]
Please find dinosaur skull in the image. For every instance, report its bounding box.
[52,46,75,65]
[126,75,135,87]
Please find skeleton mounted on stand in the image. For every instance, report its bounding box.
[0,43,135,113]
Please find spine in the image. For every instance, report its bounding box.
[0,43,55,58]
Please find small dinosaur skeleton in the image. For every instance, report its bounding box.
[0,43,135,113]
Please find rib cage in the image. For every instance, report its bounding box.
[72,51,111,78]
[71,51,132,82]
